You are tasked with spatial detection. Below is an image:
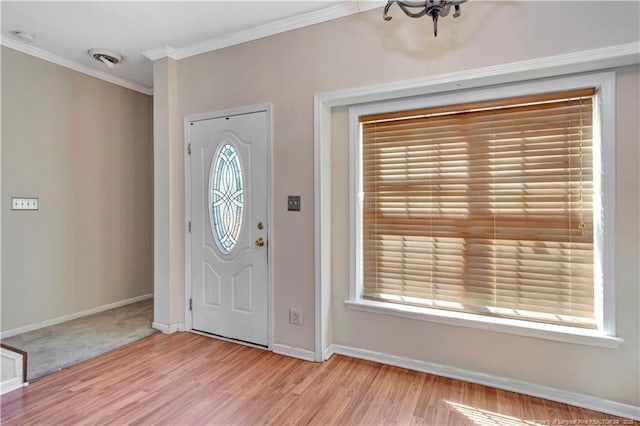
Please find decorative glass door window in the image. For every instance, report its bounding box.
[210,143,244,253]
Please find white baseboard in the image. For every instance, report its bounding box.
[0,377,24,395]
[0,294,153,339]
[152,322,178,334]
[272,343,316,362]
[327,344,640,421]
[152,322,186,334]
[322,344,335,361]
[1,347,25,395]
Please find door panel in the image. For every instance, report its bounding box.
[190,111,268,346]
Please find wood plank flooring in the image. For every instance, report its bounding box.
[0,332,632,425]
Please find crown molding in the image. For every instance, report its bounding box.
[0,36,153,96]
[143,1,385,62]
[142,46,179,62]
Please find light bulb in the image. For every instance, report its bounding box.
[98,55,115,69]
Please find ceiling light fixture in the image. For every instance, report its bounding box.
[10,30,36,43]
[88,48,122,70]
[383,0,467,37]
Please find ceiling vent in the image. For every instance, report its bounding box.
[88,48,122,69]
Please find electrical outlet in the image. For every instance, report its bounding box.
[289,308,303,326]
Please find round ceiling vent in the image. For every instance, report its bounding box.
[88,48,122,69]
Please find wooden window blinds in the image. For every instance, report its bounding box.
[360,88,596,328]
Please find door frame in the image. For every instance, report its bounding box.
[184,103,273,350]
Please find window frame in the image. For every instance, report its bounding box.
[348,72,622,348]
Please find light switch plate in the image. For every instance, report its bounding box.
[12,197,39,211]
[287,195,301,212]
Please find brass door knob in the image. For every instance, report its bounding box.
[255,237,265,247]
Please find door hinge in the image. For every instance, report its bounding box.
[189,298,193,311]
[188,221,191,233]
[187,143,191,155]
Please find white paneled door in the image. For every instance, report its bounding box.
[190,111,269,346]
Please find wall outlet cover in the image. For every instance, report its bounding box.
[289,308,303,325]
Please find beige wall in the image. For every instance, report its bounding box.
[152,57,182,329]
[331,65,640,406]
[156,1,639,405]
[1,47,154,332]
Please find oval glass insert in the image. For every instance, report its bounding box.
[210,143,244,253]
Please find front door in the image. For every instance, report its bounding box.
[190,111,269,346]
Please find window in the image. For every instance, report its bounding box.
[209,142,244,254]
[349,73,617,343]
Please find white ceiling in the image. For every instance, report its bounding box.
[1,1,371,93]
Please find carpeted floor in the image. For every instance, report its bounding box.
[2,298,155,381]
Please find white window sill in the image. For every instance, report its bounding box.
[344,299,623,349]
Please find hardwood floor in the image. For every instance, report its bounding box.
[0,333,632,425]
